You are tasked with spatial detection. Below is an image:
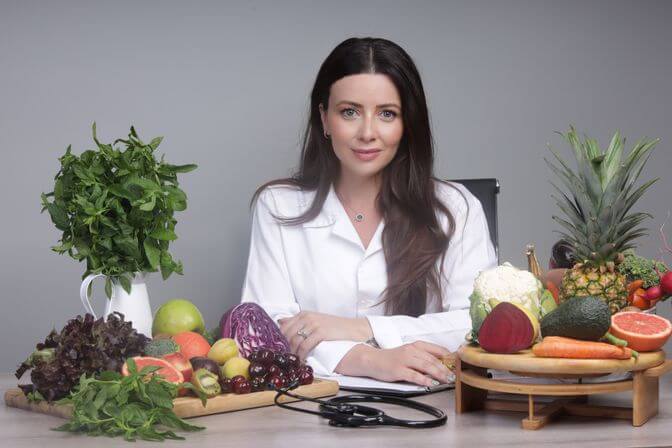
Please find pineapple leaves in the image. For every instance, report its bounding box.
[609,212,653,242]
[602,130,624,189]
[547,126,659,265]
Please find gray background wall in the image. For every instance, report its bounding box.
[1,0,671,372]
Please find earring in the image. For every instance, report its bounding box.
[324,131,330,139]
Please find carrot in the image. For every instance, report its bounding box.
[545,281,560,305]
[532,336,636,360]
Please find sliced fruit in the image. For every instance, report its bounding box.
[190,356,220,378]
[610,312,672,351]
[163,352,193,382]
[121,356,184,384]
[191,368,221,397]
[172,331,211,360]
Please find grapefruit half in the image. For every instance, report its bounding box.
[122,356,184,384]
[610,312,672,352]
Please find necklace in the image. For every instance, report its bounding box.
[336,192,365,223]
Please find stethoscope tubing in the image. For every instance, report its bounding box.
[272,383,447,428]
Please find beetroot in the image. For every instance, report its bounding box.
[478,302,535,354]
[660,272,672,296]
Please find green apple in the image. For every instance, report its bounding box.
[221,357,250,380]
[152,299,205,337]
[208,338,239,365]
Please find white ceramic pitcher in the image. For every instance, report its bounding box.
[79,272,153,336]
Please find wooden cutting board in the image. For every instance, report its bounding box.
[458,344,666,377]
[4,378,339,419]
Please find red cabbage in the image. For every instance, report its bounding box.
[219,303,290,357]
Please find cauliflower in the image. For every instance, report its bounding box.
[469,262,555,338]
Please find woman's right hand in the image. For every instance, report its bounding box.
[335,341,453,387]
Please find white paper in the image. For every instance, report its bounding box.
[318,373,456,393]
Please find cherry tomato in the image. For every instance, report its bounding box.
[627,280,644,296]
[632,294,648,309]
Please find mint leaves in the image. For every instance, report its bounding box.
[54,358,206,442]
[41,123,197,295]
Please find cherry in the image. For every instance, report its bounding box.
[250,376,267,392]
[219,377,233,394]
[268,364,282,377]
[285,368,298,380]
[298,370,313,386]
[285,374,300,389]
[266,375,284,390]
[257,349,274,366]
[286,353,300,369]
[248,362,268,378]
[247,350,261,364]
[232,378,252,394]
[274,353,290,370]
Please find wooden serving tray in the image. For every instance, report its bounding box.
[459,345,666,377]
[4,378,339,419]
[455,345,672,430]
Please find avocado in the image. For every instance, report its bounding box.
[540,296,611,341]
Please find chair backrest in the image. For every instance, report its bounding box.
[448,178,500,262]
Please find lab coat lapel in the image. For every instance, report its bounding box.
[364,219,384,258]
[303,184,386,253]
[324,185,365,249]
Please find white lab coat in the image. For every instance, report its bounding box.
[240,180,497,376]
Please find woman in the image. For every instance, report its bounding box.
[241,37,496,387]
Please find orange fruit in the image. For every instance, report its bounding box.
[172,331,211,360]
[611,312,672,352]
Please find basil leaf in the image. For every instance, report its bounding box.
[143,238,161,269]
[41,125,195,283]
[149,228,177,241]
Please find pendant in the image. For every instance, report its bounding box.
[354,213,364,222]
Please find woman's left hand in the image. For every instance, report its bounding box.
[278,311,373,360]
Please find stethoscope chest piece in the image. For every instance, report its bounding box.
[320,401,386,427]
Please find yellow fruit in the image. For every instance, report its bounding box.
[221,357,250,380]
[208,338,239,365]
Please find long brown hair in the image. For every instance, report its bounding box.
[253,37,462,317]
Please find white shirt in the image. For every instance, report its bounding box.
[240,180,497,376]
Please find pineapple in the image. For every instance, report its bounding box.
[546,126,659,313]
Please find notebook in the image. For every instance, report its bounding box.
[317,373,455,397]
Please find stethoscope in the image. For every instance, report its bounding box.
[270,382,447,428]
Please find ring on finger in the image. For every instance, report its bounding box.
[297,327,309,339]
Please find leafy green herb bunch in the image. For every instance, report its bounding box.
[41,124,197,296]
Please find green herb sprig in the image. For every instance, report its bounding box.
[41,123,197,297]
[54,358,207,442]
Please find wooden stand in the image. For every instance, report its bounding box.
[455,345,672,430]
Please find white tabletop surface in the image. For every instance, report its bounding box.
[2,373,672,447]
